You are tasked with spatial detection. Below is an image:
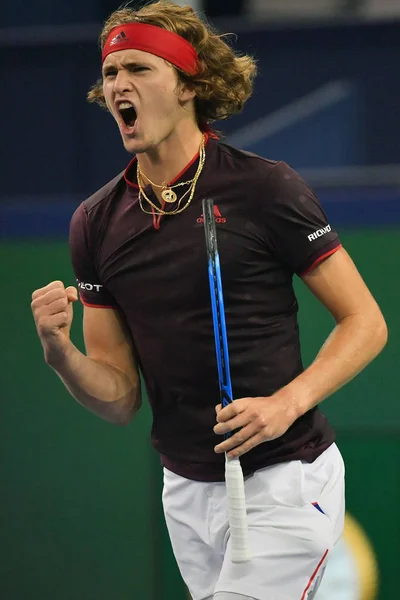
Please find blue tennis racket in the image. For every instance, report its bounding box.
[202,197,251,563]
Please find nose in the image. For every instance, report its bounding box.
[113,69,133,94]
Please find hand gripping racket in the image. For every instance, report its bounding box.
[202,198,252,563]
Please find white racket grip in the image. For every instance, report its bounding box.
[225,456,252,562]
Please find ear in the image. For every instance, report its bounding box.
[178,81,196,103]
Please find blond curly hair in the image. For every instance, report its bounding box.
[87,1,257,124]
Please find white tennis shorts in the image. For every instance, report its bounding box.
[162,443,345,600]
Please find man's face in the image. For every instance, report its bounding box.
[102,48,192,154]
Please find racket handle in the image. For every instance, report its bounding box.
[225,456,252,562]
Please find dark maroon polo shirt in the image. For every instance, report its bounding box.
[69,136,341,482]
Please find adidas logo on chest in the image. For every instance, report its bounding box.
[197,204,226,224]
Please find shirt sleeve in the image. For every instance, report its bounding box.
[69,203,117,308]
[263,162,342,275]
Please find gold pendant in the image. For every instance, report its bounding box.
[161,188,177,203]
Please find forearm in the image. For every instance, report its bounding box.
[282,312,388,417]
[48,343,141,425]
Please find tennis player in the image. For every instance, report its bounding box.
[30,2,388,599]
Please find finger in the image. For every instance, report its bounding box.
[31,280,65,301]
[32,296,68,319]
[65,286,78,302]
[43,297,69,316]
[31,287,67,308]
[216,399,247,423]
[215,404,222,415]
[214,411,249,435]
[214,422,259,454]
[226,432,266,459]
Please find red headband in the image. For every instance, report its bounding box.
[102,23,200,75]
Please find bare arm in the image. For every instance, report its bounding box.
[214,248,388,457]
[283,247,388,416]
[55,306,141,425]
[31,282,141,425]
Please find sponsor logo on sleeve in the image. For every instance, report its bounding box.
[307,225,331,242]
[77,281,103,292]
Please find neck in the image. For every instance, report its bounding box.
[137,123,204,186]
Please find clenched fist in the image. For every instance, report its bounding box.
[31,281,78,366]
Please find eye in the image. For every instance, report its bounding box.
[103,69,117,79]
[130,65,149,73]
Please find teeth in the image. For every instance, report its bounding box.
[119,101,134,110]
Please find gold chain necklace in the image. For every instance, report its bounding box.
[139,171,197,199]
[137,135,206,215]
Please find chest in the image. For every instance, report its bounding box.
[95,186,288,317]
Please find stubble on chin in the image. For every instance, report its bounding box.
[122,136,142,155]
[123,134,155,156]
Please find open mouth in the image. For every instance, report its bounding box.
[118,102,137,128]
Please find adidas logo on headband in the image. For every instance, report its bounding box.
[110,30,128,46]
